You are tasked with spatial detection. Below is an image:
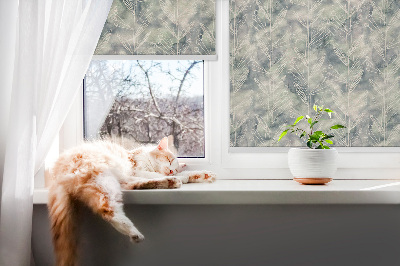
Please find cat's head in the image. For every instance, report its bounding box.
[149,137,179,176]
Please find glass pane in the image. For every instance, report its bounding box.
[230,0,400,147]
[84,60,204,158]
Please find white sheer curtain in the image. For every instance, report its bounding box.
[0,0,112,265]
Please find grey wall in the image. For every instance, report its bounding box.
[32,205,400,266]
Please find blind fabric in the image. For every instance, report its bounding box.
[95,0,216,59]
[230,0,400,147]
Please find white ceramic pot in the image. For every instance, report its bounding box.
[288,148,338,184]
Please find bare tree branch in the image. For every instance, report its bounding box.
[174,60,201,115]
[137,60,162,115]
[125,107,204,130]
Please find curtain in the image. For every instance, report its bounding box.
[0,0,18,196]
[0,0,112,265]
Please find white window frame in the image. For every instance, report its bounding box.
[58,0,400,181]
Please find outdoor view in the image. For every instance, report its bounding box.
[84,60,204,157]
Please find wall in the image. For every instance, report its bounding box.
[32,204,400,266]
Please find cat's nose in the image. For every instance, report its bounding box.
[170,170,173,175]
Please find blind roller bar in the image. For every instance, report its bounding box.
[92,55,218,61]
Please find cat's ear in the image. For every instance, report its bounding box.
[167,135,178,155]
[157,137,168,151]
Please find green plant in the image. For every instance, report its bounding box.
[278,105,346,149]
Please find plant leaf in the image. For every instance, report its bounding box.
[307,140,313,148]
[313,105,318,112]
[317,140,330,149]
[300,132,306,138]
[321,134,334,140]
[310,121,318,128]
[278,129,289,141]
[331,124,346,129]
[310,131,324,141]
[293,116,304,126]
[325,139,333,144]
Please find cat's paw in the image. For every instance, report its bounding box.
[130,232,145,243]
[177,163,187,173]
[166,177,182,188]
[203,171,217,183]
[187,171,217,183]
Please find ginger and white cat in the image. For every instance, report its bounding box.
[48,137,216,266]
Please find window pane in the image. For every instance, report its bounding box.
[84,60,204,158]
[230,0,400,147]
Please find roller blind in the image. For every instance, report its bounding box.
[230,0,400,147]
[95,0,216,59]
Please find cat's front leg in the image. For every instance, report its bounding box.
[177,171,217,184]
[122,176,182,189]
[132,170,166,179]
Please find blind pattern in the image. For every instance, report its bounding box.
[95,0,215,55]
[230,0,400,147]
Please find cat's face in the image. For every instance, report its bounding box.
[150,137,179,176]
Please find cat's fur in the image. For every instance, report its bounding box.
[48,137,216,266]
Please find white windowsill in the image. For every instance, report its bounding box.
[33,179,400,205]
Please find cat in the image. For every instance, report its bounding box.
[48,137,216,266]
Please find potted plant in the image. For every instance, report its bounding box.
[278,105,346,185]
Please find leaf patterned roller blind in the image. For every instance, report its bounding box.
[95,0,216,59]
[230,0,400,147]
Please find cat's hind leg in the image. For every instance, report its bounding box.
[75,172,144,242]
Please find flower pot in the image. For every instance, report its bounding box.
[288,148,338,185]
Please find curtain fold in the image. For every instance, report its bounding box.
[0,0,18,201]
[0,0,112,265]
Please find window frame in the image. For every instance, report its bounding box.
[58,0,400,180]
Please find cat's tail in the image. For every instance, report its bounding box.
[48,183,78,266]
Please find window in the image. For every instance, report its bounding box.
[57,0,400,181]
[84,60,205,158]
[78,0,216,160]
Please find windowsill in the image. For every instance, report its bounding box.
[33,179,400,205]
